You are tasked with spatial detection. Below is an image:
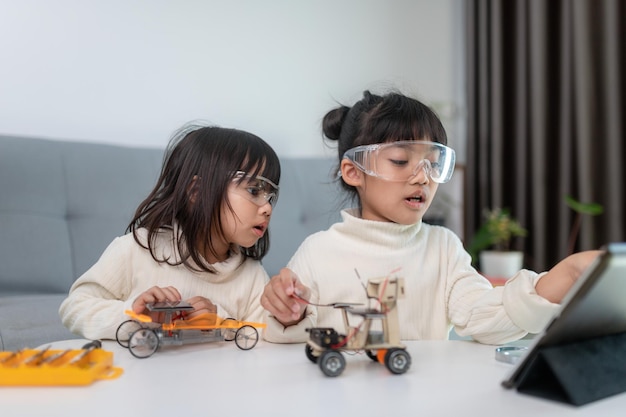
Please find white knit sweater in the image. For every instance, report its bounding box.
[59,228,267,340]
[264,209,558,345]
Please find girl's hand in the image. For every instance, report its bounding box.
[132,286,182,322]
[536,250,603,303]
[184,296,218,319]
[261,268,311,327]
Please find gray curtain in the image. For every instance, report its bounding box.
[464,0,625,271]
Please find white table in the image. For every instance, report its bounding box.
[1,339,625,417]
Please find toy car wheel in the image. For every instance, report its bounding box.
[234,325,259,350]
[384,348,411,374]
[128,328,159,358]
[318,350,345,377]
[305,343,318,363]
[221,318,238,341]
[365,349,379,362]
[116,320,143,348]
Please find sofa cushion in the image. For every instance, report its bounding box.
[0,136,163,296]
[0,138,74,294]
[60,140,163,279]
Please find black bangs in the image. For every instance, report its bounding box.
[366,94,448,146]
[238,135,281,186]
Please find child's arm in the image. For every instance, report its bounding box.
[59,286,128,340]
[535,250,602,303]
[261,268,311,326]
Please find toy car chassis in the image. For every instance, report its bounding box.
[304,276,411,377]
[116,301,266,358]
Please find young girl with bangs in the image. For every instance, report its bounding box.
[261,90,600,345]
[60,124,280,340]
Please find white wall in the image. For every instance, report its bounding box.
[0,0,465,159]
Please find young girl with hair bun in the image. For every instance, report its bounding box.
[261,90,599,345]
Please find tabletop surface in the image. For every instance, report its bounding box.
[1,338,625,417]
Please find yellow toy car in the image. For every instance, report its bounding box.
[115,301,266,358]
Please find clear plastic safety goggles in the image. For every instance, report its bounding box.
[342,140,456,183]
[230,171,279,207]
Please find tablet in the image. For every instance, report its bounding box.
[502,242,626,389]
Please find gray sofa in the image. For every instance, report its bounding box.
[0,135,345,351]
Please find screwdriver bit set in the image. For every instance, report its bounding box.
[0,345,122,386]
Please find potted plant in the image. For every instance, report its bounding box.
[467,208,528,279]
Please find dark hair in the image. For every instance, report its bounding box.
[322,90,447,199]
[127,123,281,273]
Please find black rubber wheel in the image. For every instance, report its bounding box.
[234,325,259,350]
[128,328,159,358]
[318,350,345,377]
[365,349,379,362]
[221,318,238,341]
[305,343,318,363]
[115,320,142,348]
[384,348,411,374]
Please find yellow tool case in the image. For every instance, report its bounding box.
[0,348,123,386]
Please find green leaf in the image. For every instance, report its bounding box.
[467,226,495,258]
[564,195,604,216]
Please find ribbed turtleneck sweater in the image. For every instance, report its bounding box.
[264,209,557,345]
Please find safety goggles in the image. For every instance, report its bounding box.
[342,140,455,183]
[230,171,279,207]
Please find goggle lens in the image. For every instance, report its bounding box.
[231,171,279,207]
[343,141,455,183]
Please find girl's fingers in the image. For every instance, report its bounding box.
[185,296,217,314]
[262,286,294,320]
[158,286,182,302]
[262,269,310,324]
[133,286,182,313]
[293,282,311,303]
[274,277,303,313]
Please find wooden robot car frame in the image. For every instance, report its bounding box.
[305,275,412,377]
[115,301,266,358]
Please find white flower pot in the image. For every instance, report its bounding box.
[479,250,524,279]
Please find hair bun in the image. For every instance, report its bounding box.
[322,105,350,141]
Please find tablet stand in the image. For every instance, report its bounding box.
[516,331,626,406]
